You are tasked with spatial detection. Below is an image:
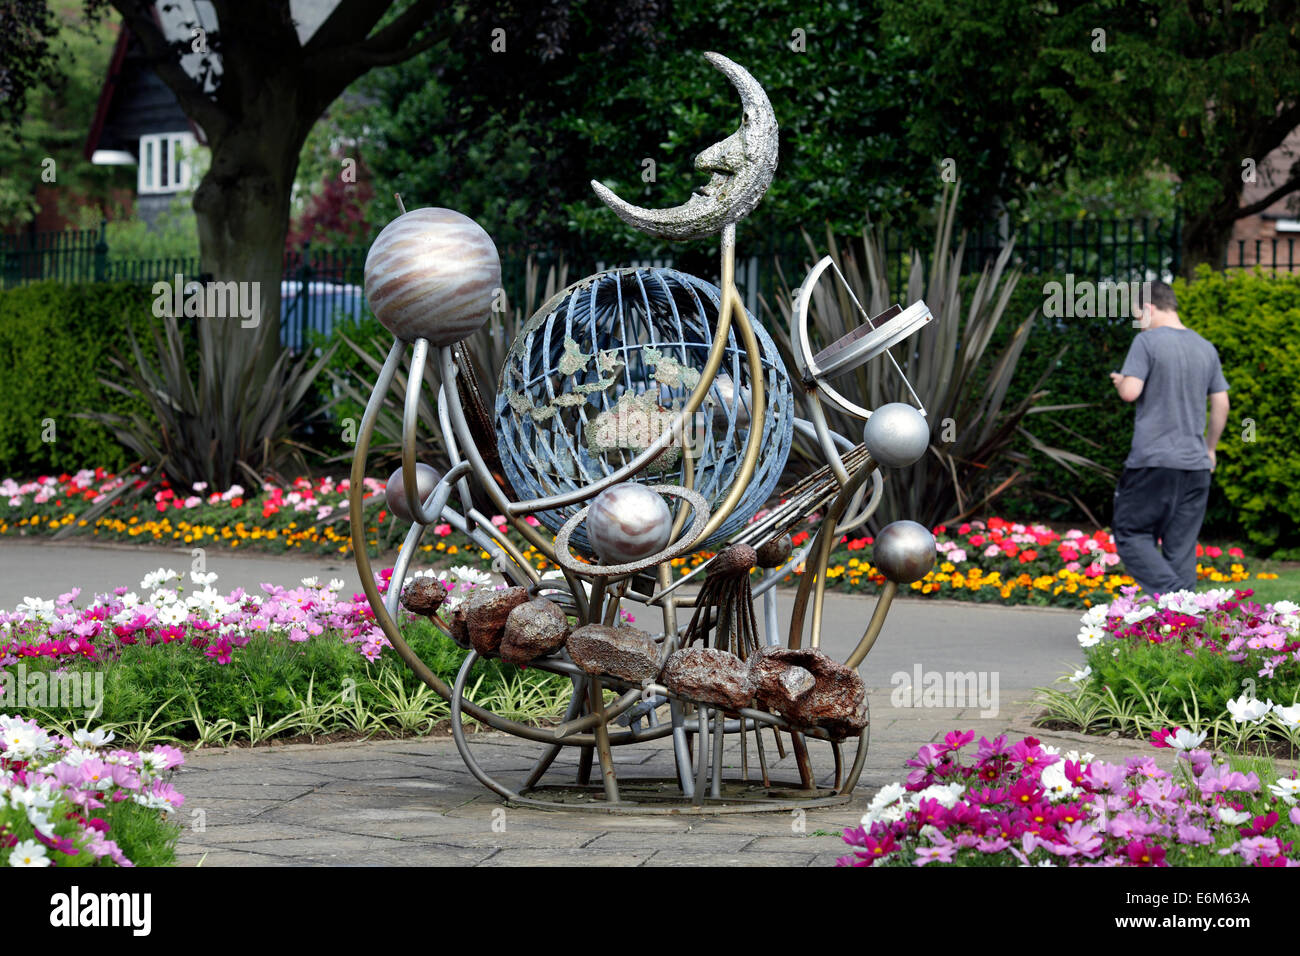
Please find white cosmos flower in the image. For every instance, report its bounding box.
[300,576,319,588]
[1122,607,1156,625]
[449,565,493,587]
[7,839,49,867]
[916,782,965,808]
[328,578,345,592]
[71,728,115,748]
[1169,728,1208,751]
[157,603,188,627]
[1226,694,1274,724]
[148,588,177,608]
[1267,778,1300,805]
[1069,665,1092,684]
[15,596,54,623]
[1273,703,1300,728]
[1039,762,1078,802]
[1216,807,1252,825]
[1080,604,1108,627]
[190,570,218,586]
[140,568,180,590]
[1077,624,1105,648]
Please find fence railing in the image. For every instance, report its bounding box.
[7,212,1298,351]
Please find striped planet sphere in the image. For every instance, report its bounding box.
[364,208,501,346]
[586,483,673,565]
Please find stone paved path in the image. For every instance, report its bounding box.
[171,693,1172,867]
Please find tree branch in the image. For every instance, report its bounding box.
[1233,171,1300,220]
[109,0,229,141]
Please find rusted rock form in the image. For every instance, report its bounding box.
[755,534,793,568]
[400,577,448,617]
[499,597,570,665]
[749,646,867,739]
[462,586,530,657]
[659,646,754,712]
[566,624,660,683]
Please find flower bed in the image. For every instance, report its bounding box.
[1,470,1279,609]
[1,716,184,866]
[0,469,386,555]
[0,565,571,748]
[1037,588,1300,752]
[838,731,1300,867]
[787,518,1275,609]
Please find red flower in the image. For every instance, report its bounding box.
[1228,547,1244,558]
[1205,545,1222,558]
[1019,549,1037,563]
[958,523,971,535]
[791,531,810,546]
[1124,840,1166,866]
[1059,547,1079,562]
[229,497,244,508]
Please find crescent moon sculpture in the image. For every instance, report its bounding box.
[590,52,779,241]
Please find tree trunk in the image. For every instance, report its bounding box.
[191,111,312,362]
[1179,196,1239,280]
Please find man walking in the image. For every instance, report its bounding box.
[1108,280,1230,595]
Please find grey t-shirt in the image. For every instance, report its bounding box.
[1120,326,1229,470]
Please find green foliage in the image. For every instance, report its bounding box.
[355,0,935,262]
[84,303,336,490]
[1038,640,1300,756]
[21,619,571,745]
[0,282,155,475]
[1176,267,1300,552]
[69,196,201,263]
[0,2,127,228]
[885,0,1300,271]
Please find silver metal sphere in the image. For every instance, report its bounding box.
[385,463,443,523]
[872,519,937,584]
[862,402,931,469]
[586,483,673,565]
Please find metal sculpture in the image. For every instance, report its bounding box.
[349,51,939,812]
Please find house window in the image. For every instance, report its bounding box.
[138,132,198,194]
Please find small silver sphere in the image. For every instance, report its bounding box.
[385,463,443,523]
[862,403,931,469]
[586,483,673,564]
[872,519,937,584]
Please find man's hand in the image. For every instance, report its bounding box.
[1208,448,1217,471]
[1110,372,1144,402]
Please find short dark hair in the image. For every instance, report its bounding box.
[1143,280,1177,312]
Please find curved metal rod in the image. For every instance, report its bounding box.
[384,461,470,620]
[805,390,850,487]
[436,381,477,526]
[791,416,880,536]
[846,579,899,669]
[786,459,876,650]
[350,338,631,745]
[437,344,600,616]
[399,337,445,527]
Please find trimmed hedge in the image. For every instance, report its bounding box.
[1177,267,1300,555]
[993,267,1298,555]
[0,282,156,476]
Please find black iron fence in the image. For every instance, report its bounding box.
[5,212,1296,351]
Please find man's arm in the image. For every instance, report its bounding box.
[1206,390,1230,469]
[1109,371,1144,402]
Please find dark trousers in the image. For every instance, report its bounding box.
[1112,467,1212,595]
